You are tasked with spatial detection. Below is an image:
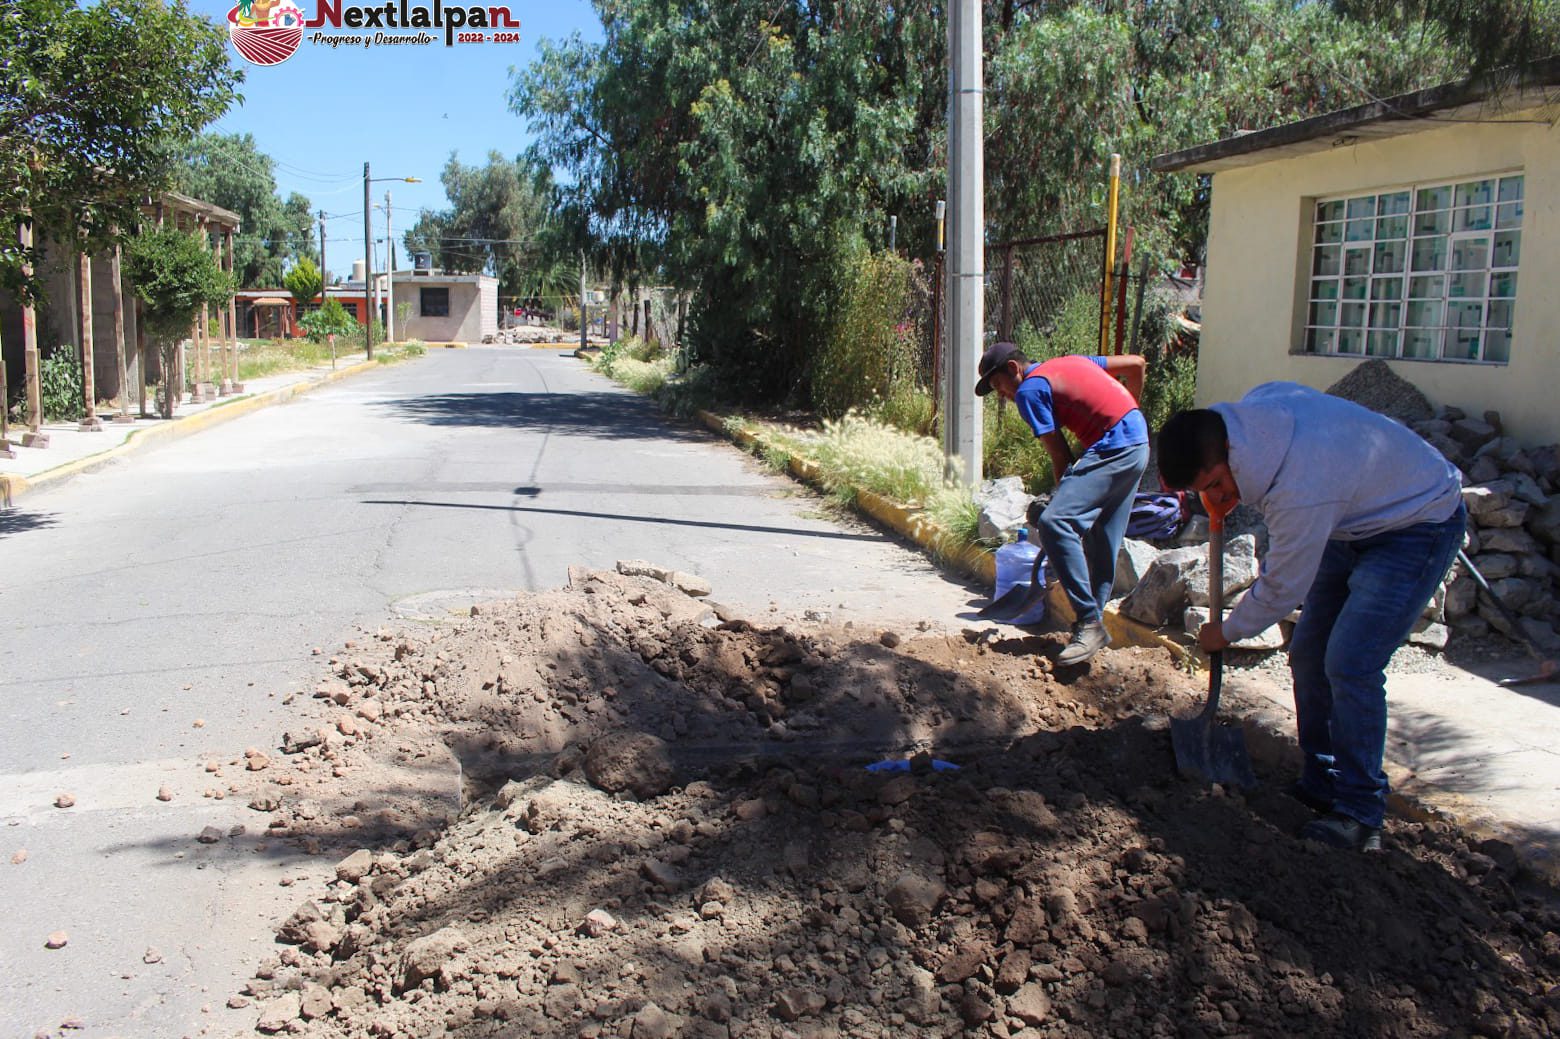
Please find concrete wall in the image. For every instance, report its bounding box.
[397,277,495,344]
[1199,106,1560,443]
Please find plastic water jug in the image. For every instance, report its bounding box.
[991,528,1048,626]
[994,528,1041,603]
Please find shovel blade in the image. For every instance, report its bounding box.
[1171,715,1256,789]
[976,582,1047,622]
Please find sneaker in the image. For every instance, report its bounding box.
[1056,620,1110,666]
[1300,812,1382,852]
[1286,781,1333,816]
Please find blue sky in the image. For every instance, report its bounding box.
[191,0,604,280]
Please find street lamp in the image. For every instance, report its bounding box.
[363,163,420,360]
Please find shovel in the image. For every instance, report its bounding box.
[1457,549,1559,687]
[1171,492,1256,788]
[976,549,1048,622]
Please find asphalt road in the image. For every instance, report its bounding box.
[0,347,983,1037]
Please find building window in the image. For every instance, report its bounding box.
[1304,173,1521,363]
[421,287,450,317]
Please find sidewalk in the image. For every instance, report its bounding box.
[0,353,376,504]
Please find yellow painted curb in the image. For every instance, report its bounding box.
[1,358,384,505]
[694,408,1186,660]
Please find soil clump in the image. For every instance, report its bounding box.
[234,569,1560,1038]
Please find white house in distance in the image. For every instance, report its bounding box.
[1152,58,1560,444]
[389,266,498,345]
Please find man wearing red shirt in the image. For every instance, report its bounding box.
[976,342,1149,665]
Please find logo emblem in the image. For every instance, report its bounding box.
[228,0,305,66]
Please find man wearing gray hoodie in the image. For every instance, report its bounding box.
[1157,383,1465,851]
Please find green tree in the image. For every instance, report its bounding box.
[402,152,554,299]
[297,297,358,344]
[176,133,316,287]
[0,0,240,300]
[123,225,234,418]
[283,257,324,312]
[511,0,945,400]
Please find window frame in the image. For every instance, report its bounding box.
[1301,172,1522,365]
[420,286,451,318]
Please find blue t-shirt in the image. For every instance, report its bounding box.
[1013,356,1148,453]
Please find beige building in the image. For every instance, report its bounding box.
[1153,59,1560,443]
[389,270,498,345]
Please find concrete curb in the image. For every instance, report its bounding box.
[694,409,1186,660]
[0,358,381,506]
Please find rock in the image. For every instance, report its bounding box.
[935,941,988,984]
[1518,618,1560,654]
[879,630,901,649]
[669,571,712,597]
[632,1003,681,1038]
[44,931,68,949]
[1407,618,1449,650]
[616,559,673,582]
[774,988,827,1022]
[884,872,946,928]
[1530,498,1560,547]
[197,825,223,844]
[143,947,163,964]
[54,794,75,809]
[584,731,675,799]
[976,476,1033,542]
[1443,575,1478,619]
[335,849,374,883]
[400,926,468,990]
[277,901,328,945]
[876,775,917,805]
[300,920,342,954]
[299,983,333,1021]
[155,786,173,802]
[255,993,301,1033]
[1449,417,1498,451]
[1008,983,1053,1026]
[1326,360,1433,423]
[1479,504,1531,530]
[1470,553,1518,580]
[1182,607,1286,650]
[1466,455,1502,484]
[581,909,618,937]
[1185,534,1258,606]
[10,849,26,864]
[1508,473,1548,507]
[1462,482,1513,519]
[1119,545,1204,626]
[1112,538,1161,598]
[281,730,322,754]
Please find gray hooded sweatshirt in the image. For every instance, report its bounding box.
[1212,382,1462,641]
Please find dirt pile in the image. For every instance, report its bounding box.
[235,569,1560,1038]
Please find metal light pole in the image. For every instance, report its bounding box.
[384,190,395,344]
[363,162,373,359]
[362,165,420,360]
[944,0,984,485]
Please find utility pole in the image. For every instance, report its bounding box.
[385,190,396,344]
[362,162,374,360]
[578,252,588,354]
[318,209,327,302]
[943,0,984,485]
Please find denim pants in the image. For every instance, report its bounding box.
[1288,503,1467,827]
[1036,441,1150,626]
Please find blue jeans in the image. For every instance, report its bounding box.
[1037,441,1150,626]
[1288,503,1466,827]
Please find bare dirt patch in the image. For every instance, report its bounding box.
[234,570,1560,1038]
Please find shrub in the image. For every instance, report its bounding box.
[39,347,84,422]
[811,250,924,419]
